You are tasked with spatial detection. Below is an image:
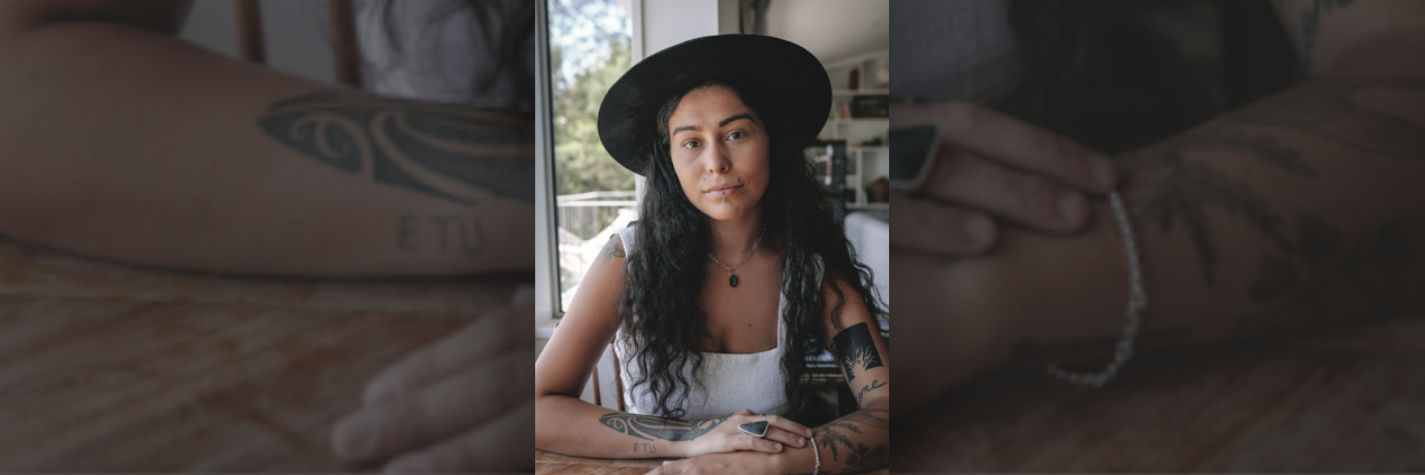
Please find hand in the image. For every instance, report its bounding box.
[681,409,813,457]
[330,287,534,473]
[890,101,1118,255]
[648,451,783,475]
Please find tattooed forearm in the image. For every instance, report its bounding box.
[258,90,535,204]
[832,323,884,382]
[1120,75,1425,286]
[1237,216,1412,337]
[814,404,889,473]
[598,413,728,441]
[396,215,487,256]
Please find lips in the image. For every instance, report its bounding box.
[705,184,742,197]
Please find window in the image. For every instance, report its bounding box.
[546,0,638,313]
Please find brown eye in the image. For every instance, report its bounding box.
[727,131,746,141]
[682,139,701,149]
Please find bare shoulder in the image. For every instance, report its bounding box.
[596,232,627,265]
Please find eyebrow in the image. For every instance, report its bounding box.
[671,113,758,137]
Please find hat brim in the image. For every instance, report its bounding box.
[597,35,831,175]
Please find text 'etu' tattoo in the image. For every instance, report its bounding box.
[832,323,884,383]
[258,90,535,204]
[397,215,487,256]
[598,413,728,442]
[633,442,655,454]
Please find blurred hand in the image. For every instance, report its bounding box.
[331,286,534,473]
[680,409,812,457]
[648,451,783,475]
[891,101,1118,255]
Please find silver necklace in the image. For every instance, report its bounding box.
[707,232,763,288]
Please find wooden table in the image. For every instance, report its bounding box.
[536,449,891,475]
[895,308,1425,471]
[0,237,527,471]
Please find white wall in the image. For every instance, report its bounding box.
[181,0,337,85]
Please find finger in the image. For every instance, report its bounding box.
[922,152,1091,233]
[759,415,813,439]
[762,427,807,449]
[382,399,534,473]
[363,304,530,405]
[334,350,532,463]
[891,101,1116,192]
[733,409,756,416]
[736,434,784,453]
[890,191,996,254]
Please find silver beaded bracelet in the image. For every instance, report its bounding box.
[1046,191,1148,388]
[810,435,820,475]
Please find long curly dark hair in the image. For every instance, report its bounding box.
[617,82,883,419]
[373,0,535,106]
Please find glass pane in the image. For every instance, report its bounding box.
[547,0,636,313]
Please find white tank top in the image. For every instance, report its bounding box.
[614,226,823,420]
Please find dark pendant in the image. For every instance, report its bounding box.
[730,275,739,287]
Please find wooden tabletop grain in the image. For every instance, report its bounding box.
[0,238,527,471]
[894,307,1425,471]
[535,449,891,475]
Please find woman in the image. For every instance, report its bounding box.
[535,35,891,474]
[0,1,534,472]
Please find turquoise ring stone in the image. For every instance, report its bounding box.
[737,420,769,438]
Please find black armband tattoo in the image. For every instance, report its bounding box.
[832,322,884,382]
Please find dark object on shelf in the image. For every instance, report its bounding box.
[851,95,890,119]
[867,177,890,203]
[808,140,848,223]
[849,67,861,91]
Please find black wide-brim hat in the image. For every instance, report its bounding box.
[597,35,831,175]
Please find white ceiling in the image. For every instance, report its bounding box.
[763,0,889,65]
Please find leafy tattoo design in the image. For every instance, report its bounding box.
[258,90,536,204]
[1128,148,1295,286]
[815,405,889,470]
[831,323,883,382]
[598,413,728,442]
[1236,216,1411,337]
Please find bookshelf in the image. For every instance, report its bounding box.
[818,51,890,210]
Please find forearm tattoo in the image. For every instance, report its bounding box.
[396,214,487,255]
[814,404,889,474]
[257,90,535,204]
[832,322,884,383]
[1116,75,1424,338]
[598,413,728,441]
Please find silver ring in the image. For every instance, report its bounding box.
[737,420,769,438]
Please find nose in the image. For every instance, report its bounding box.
[702,141,731,174]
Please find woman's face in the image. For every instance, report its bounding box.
[666,85,771,222]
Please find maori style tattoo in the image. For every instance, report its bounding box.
[258,90,535,204]
[814,405,889,474]
[598,413,728,442]
[831,323,884,383]
[1121,76,1425,286]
